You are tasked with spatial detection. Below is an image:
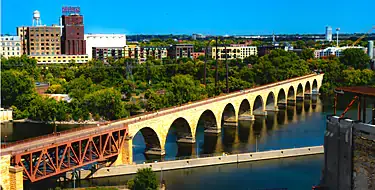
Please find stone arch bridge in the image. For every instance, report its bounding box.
[0,73,323,189]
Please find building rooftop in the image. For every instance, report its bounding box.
[336,86,375,97]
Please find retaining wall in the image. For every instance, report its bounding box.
[66,146,323,179]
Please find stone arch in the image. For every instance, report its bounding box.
[287,86,295,99]
[222,103,236,126]
[238,99,252,120]
[253,95,266,116]
[132,126,163,161]
[165,117,194,158]
[136,127,162,150]
[305,81,311,94]
[297,83,304,96]
[277,88,287,108]
[195,109,218,155]
[265,92,276,111]
[167,117,193,142]
[312,79,318,94]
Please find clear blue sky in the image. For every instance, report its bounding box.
[1,0,374,35]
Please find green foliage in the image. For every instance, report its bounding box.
[83,88,128,120]
[339,48,371,69]
[127,179,135,189]
[1,70,36,109]
[133,168,158,190]
[300,48,314,60]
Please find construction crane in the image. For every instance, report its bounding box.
[352,26,375,46]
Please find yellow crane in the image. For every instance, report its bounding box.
[352,26,375,46]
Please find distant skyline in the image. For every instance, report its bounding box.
[1,0,374,35]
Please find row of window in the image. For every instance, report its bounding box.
[1,42,21,46]
[2,47,20,50]
[30,38,59,42]
[2,52,20,55]
[35,55,88,59]
[39,59,88,63]
[30,47,59,50]
[30,43,58,46]
[30,52,60,55]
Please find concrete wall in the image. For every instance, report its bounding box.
[67,146,323,179]
[323,116,375,190]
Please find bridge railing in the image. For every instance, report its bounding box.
[0,121,122,149]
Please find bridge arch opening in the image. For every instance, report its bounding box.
[312,79,318,93]
[238,99,251,119]
[297,83,303,97]
[253,95,265,116]
[305,81,311,94]
[287,86,295,100]
[222,103,236,126]
[132,127,162,162]
[265,92,276,111]
[277,88,286,108]
[196,109,219,155]
[165,117,194,158]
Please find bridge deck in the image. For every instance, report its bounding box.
[0,73,321,156]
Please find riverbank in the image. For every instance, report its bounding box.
[12,118,101,125]
[66,145,323,180]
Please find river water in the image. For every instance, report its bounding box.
[3,96,373,190]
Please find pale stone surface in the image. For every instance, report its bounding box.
[0,155,10,190]
[9,166,23,190]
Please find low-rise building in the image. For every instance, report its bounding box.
[0,35,21,58]
[92,47,125,62]
[314,46,366,58]
[30,54,89,64]
[125,44,141,62]
[85,34,126,59]
[211,45,257,60]
[139,47,168,62]
[168,44,194,59]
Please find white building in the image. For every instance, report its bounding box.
[0,36,21,58]
[314,46,366,58]
[84,34,126,59]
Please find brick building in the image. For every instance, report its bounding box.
[27,26,61,56]
[61,14,86,55]
[168,44,194,59]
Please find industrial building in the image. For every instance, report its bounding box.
[27,26,62,56]
[212,45,257,60]
[84,34,126,59]
[61,14,86,55]
[0,35,21,58]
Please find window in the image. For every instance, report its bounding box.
[2,47,4,50]
[41,47,44,50]
[41,43,44,46]
[46,34,49,36]
[12,47,14,50]
[7,47,10,50]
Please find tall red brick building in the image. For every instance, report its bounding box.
[61,14,86,55]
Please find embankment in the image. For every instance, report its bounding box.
[66,145,323,180]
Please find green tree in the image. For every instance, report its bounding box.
[133,168,158,190]
[1,70,36,109]
[300,48,314,60]
[83,88,128,120]
[339,48,370,69]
